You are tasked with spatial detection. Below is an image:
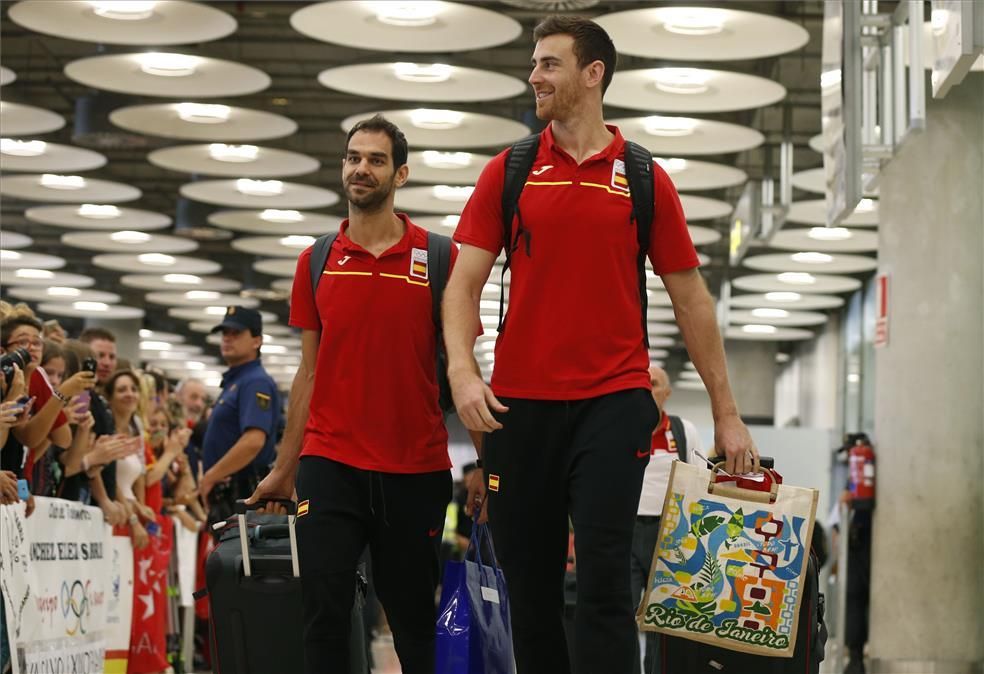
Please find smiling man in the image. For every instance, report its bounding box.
[200,306,280,526]
[443,15,758,674]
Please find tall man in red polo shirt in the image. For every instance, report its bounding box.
[249,115,453,674]
[445,16,759,674]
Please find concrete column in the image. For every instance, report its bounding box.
[84,316,141,366]
[723,339,777,424]
[869,74,983,673]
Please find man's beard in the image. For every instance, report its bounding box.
[345,177,394,213]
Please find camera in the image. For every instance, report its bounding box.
[1,348,31,389]
[82,357,97,374]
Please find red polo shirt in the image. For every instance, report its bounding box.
[289,215,453,474]
[454,124,700,400]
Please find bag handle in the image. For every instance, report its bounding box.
[466,523,500,569]
[707,465,780,504]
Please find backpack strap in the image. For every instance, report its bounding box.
[308,232,339,324]
[427,231,454,412]
[668,415,688,463]
[498,133,541,333]
[623,140,654,350]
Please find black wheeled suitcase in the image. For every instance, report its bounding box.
[201,499,369,674]
[660,553,827,673]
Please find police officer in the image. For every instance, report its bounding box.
[200,306,281,525]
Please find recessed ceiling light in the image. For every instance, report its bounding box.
[0,250,21,261]
[654,157,688,174]
[139,52,199,78]
[652,68,711,95]
[441,215,460,228]
[777,272,817,285]
[751,308,790,319]
[259,209,304,223]
[139,340,172,350]
[855,198,876,213]
[47,287,81,297]
[163,273,201,284]
[643,116,698,137]
[791,252,834,264]
[205,306,227,315]
[393,62,453,83]
[280,235,315,248]
[741,324,778,334]
[184,361,207,370]
[110,230,152,244]
[16,269,54,279]
[776,352,791,363]
[138,253,176,266]
[477,341,496,352]
[0,139,46,157]
[209,144,259,163]
[370,1,442,27]
[820,68,842,90]
[77,204,121,219]
[41,174,86,190]
[236,179,283,197]
[658,7,727,36]
[410,109,464,130]
[87,1,157,21]
[185,290,220,301]
[808,227,853,241]
[765,291,802,302]
[74,301,109,311]
[433,185,474,201]
[261,344,288,354]
[421,151,472,169]
[175,103,230,124]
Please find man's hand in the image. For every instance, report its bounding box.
[58,371,96,399]
[714,414,759,474]
[450,369,508,433]
[463,467,488,524]
[0,470,19,504]
[245,467,295,515]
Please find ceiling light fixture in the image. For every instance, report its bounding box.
[421,150,472,169]
[643,115,698,137]
[175,103,230,124]
[751,308,790,319]
[370,1,443,27]
[808,226,852,241]
[765,291,802,302]
[138,253,176,266]
[433,185,474,201]
[236,179,283,197]
[16,269,54,279]
[741,324,778,334]
[205,306,227,315]
[209,144,259,163]
[40,174,86,190]
[658,7,727,36]
[184,290,220,301]
[410,108,464,130]
[791,251,834,264]
[280,235,316,248]
[139,341,172,350]
[110,230,152,244]
[163,273,201,284]
[87,1,157,21]
[139,52,200,78]
[394,62,453,83]
[777,272,817,285]
[47,287,81,297]
[0,139,46,156]
[74,301,109,311]
[441,215,460,228]
[854,198,876,213]
[654,157,688,174]
[820,68,842,90]
[77,204,121,219]
[261,344,288,354]
[652,68,711,95]
[259,209,304,223]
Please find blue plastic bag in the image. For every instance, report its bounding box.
[436,523,515,674]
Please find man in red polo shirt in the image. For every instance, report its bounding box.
[249,115,453,674]
[444,16,758,674]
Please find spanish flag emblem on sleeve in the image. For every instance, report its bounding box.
[297,500,310,517]
[488,474,500,492]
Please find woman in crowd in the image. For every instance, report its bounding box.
[146,403,203,531]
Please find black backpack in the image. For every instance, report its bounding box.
[668,414,688,462]
[307,230,455,413]
[498,134,656,347]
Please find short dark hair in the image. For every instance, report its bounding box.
[105,369,140,399]
[79,327,116,344]
[346,114,408,169]
[533,16,617,94]
[1,314,43,347]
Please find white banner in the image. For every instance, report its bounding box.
[103,535,133,674]
[0,498,112,674]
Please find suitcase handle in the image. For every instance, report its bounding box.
[234,499,300,579]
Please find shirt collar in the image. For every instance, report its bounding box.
[337,213,414,256]
[221,358,262,388]
[541,123,625,163]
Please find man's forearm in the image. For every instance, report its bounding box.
[273,365,314,475]
[443,281,482,376]
[671,273,739,421]
[205,430,266,482]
